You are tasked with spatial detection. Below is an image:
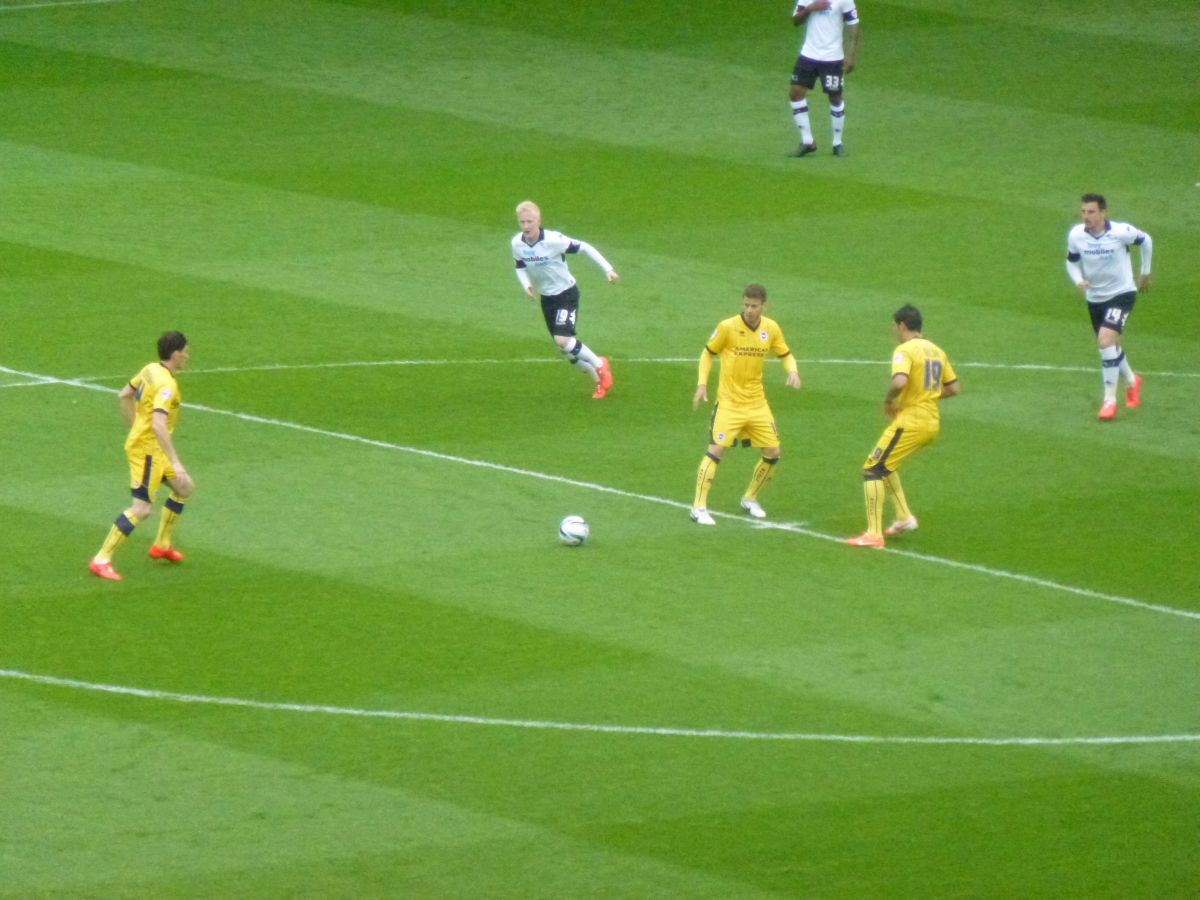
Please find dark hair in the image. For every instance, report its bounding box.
[1081,193,1107,210]
[158,331,188,361]
[893,305,922,332]
[743,284,767,302]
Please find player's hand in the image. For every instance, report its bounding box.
[883,400,898,420]
[692,385,708,409]
[785,371,802,390]
[844,58,856,74]
[525,285,536,299]
[606,270,620,283]
[1137,274,1152,293]
[1075,280,1090,294]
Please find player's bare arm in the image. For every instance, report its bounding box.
[940,379,961,399]
[884,373,906,418]
[845,23,861,73]
[118,383,137,425]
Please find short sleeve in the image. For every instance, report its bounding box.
[707,321,729,354]
[941,354,957,385]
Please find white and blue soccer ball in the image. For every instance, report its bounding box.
[558,515,589,546]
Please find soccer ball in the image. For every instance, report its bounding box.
[558,515,589,546]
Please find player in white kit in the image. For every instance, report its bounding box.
[787,0,861,158]
[512,201,619,399]
[1065,194,1153,421]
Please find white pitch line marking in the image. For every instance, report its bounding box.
[0,0,127,11]
[2,363,1197,623]
[57,356,1200,383]
[2,669,1195,746]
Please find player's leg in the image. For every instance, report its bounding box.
[1092,300,1131,419]
[882,472,917,536]
[545,288,610,397]
[788,60,817,155]
[1112,295,1140,407]
[91,454,156,579]
[740,415,781,519]
[846,428,899,547]
[877,428,933,536]
[824,65,847,155]
[151,466,194,562]
[1096,325,1121,419]
[693,406,735,524]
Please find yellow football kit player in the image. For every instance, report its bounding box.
[863,338,957,474]
[90,332,193,581]
[703,312,792,448]
[847,306,959,548]
[691,286,801,525]
[126,361,183,500]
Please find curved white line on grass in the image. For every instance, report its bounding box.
[0,0,128,11]
[59,357,1200,382]
[3,669,1196,746]
[3,363,1197,622]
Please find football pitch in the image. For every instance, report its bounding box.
[1,1,1198,897]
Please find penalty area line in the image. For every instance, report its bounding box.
[2,669,1196,746]
[3,362,1197,623]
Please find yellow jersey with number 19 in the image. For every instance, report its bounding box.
[892,338,956,429]
[124,362,182,456]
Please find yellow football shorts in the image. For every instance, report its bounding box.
[127,449,176,501]
[709,402,779,448]
[863,422,937,474]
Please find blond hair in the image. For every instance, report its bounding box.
[515,200,541,217]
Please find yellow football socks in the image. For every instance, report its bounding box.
[743,457,778,501]
[694,453,719,509]
[96,512,139,563]
[155,497,185,549]
[863,478,885,538]
[883,472,912,521]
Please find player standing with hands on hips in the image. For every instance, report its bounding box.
[788,0,861,158]
[1065,193,1153,421]
[690,285,801,526]
[511,201,618,399]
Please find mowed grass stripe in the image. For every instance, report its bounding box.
[4,362,1196,622]
[0,0,1193,210]
[0,139,1191,384]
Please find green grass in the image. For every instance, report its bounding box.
[1,1,1198,897]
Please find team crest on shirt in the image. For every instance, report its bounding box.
[760,331,768,341]
[892,353,905,364]
[159,388,173,401]
[716,431,726,441]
